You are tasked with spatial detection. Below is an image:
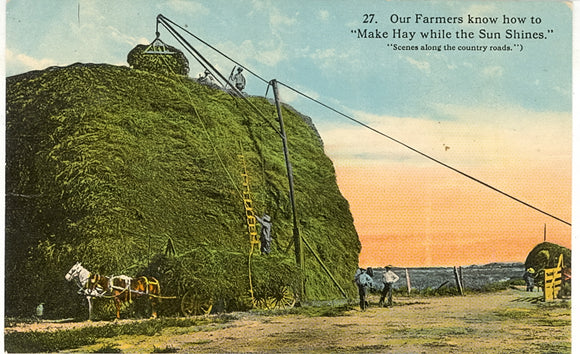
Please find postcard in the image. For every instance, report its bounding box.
[4,1,573,352]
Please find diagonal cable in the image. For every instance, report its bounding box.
[276,81,571,227]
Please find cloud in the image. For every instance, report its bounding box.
[270,10,297,27]
[318,10,329,21]
[216,39,285,68]
[277,84,320,104]
[318,104,571,171]
[481,65,503,78]
[404,57,431,73]
[310,48,337,60]
[463,3,497,16]
[250,0,296,29]
[166,0,209,15]
[107,26,149,46]
[5,49,58,75]
[307,46,362,74]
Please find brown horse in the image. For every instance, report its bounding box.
[108,275,161,319]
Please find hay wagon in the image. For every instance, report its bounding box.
[150,243,299,317]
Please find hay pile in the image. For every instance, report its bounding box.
[127,42,189,75]
[524,242,571,271]
[5,63,360,318]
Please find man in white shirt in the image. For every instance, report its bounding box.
[379,265,399,307]
[232,67,246,91]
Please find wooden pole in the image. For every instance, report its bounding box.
[453,266,464,296]
[271,79,304,299]
[544,224,547,242]
[405,268,411,295]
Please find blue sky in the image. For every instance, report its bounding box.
[4,0,574,266]
[6,1,571,116]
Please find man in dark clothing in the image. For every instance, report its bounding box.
[523,268,535,292]
[256,214,272,254]
[354,268,373,311]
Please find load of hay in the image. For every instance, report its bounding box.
[127,41,189,75]
[5,62,360,318]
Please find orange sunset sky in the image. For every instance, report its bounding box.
[319,106,572,267]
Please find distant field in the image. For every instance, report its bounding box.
[370,262,525,291]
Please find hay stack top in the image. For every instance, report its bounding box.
[127,41,189,75]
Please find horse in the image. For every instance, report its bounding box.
[65,262,161,320]
[108,274,161,319]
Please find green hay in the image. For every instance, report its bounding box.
[127,43,189,76]
[5,63,360,318]
[524,242,571,271]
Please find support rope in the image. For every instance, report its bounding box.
[154,13,570,226]
[276,81,571,227]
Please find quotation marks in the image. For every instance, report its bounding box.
[513,44,523,52]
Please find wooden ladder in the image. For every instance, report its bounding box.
[239,152,260,247]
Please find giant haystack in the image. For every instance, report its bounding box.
[5,63,361,318]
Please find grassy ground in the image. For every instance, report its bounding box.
[4,288,570,353]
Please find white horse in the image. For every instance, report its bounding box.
[65,262,161,320]
[65,262,106,320]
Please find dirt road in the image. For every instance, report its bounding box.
[5,288,571,353]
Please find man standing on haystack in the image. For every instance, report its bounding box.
[378,265,399,307]
[232,67,246,91]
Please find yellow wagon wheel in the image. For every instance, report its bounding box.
[252,296,273,310]
[270,286,296,309]
[253,286,296,310]
[181,290,213,316]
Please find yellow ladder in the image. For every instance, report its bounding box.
[239,147,259,305]
[239,152,260,247]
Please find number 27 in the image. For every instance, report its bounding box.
[362,14,375,23]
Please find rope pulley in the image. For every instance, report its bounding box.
[143,32,176,55]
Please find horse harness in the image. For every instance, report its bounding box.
[79,273,159,300]
[108,275,160,301]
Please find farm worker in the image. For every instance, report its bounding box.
[198,69,215,85]
[232,67,246,91]
[523,268,535,292]
[365,267,375,308]
[354,268,373,311]
[378,265,399,307]
[256,213,272,254]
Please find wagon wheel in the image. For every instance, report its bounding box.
[270,286,296,309]
[253,286,295,310]
[252,295,274,310]
[181,290,213,316]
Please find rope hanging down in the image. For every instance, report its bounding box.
[154,14,571,227]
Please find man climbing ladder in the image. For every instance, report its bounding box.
[256,214,272,254]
